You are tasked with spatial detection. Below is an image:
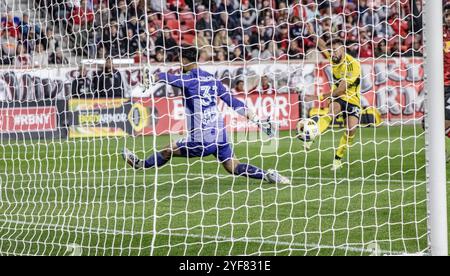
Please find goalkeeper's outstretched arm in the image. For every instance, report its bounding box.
[215,80,275,137]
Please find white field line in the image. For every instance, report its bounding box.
[0,173,429,185]
[0,218,410,255]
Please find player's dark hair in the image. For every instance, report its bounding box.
[180,45,198,63]
[445,2,450,12]
[326,38,344,47]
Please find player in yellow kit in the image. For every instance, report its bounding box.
[306,23,362,171]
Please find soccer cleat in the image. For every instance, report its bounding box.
[265,169,291,185]
[330,159,343,171]
[122,147,143,169]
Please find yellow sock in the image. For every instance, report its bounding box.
[317,115,332,134]
[336,133,355,159]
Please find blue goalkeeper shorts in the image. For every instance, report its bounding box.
[176,138,233,163]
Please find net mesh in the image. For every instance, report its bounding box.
[0,0,430,256]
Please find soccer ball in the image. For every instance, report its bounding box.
[296,119,319,142]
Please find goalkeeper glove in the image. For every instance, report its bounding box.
[142,66,156,90]
[253,117,276,138]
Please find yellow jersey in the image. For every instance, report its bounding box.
[325,52,362,107]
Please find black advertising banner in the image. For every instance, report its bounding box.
[68,98,149,138]
[0,100,67,140]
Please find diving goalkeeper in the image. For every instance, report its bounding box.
[122,46,290,185]
[306,23,362,171]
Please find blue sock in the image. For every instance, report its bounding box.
[234,163,266,180]
[144,152,169,168]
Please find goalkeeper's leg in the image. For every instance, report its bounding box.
[222,159,290,185]
[122,142,181,169]
[219,144,290,185]
[332,115,358,171]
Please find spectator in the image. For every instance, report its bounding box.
[288,40,304,59]
[358,0,370,17]
[122,29,140,57]
[252,75,274,94]
[361,6,380,36]
[241,33,253,60]
[198,49,211,63]
[91,57,125,98]
[232,79,245,95]
[260,41,283,60]
[95,1,111,28]
[23,27,37,54]
[216,0,239,25]
[195,30,213,58]
[128,0,146,22]
[155,28,178,60]
[72,65,92,98]
[0,29,17,58]
[196,8,215,33]
[241,8,256,30]
[40,27,60,53]
[1,12,19,38]
[102,23,122,58]
[97,45,107,59]
[18,13,32,41]
[154,49,165,62]
[388,11,409,38]
[71,0,94,31]
[112,0,128,28]
[215,49,226,62]
[138,31,153,56]
[49,48,69,64]
[14,43,31,67]
[32,43,49,67]
[213,28,233,53]
[389,39,402,57]
[403,38,423,57]
[276,24,289,52]
[30,0,423,62]
[147,13,162,36]
[374,38,391,58]
[127,15,144,36]
[230,46,244,61]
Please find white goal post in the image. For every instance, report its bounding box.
[423,0,448,256]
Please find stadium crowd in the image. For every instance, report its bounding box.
[0,0,423,67]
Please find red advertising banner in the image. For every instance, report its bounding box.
[225,93,299,132]
[0,106,57,133]
[132,93,299,136]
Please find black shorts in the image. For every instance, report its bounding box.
[333,98,361,119]
[445,86,450,120]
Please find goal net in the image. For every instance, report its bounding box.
[0,0,434,256]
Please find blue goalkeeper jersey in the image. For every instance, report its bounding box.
[158,68,246,144]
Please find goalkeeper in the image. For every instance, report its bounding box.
[122,46,290,185]
[306,23,362,171]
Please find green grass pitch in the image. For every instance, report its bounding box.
[0,125,448,255]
